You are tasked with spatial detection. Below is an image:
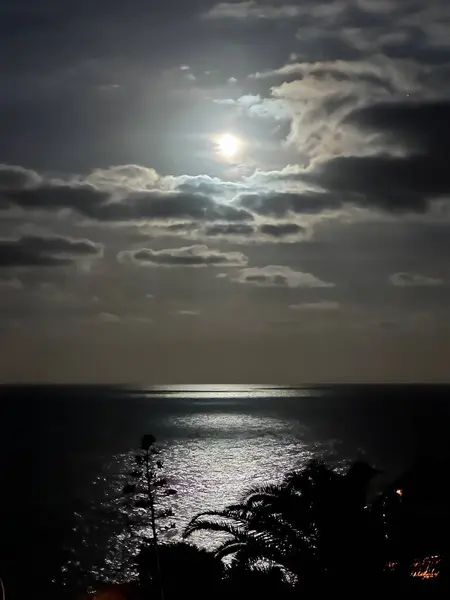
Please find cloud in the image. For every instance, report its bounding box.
[84,165,160,191]
[300,100,450,213]
[246,1,450,64]
[98,312,153,324]
[289,301,340,310]
[244,37,450,167]
[259,223,306,237]
[203,223,255,236]
[165,222,198,233]
[305,153,449,213]
[230,265,335,288]
[0,164,41,190]
[118,245,248,268]
[161,219,311,244]
[118,192,252,222]
[98,312,121,323]
[0,165,253,223]
[250,58,409,91]
[0,164,333,244]
[33,283,80,304]
[203,0,409,27]
[127,316,154,324]
[0,235,102,268]
[251,55,430,164]
[344,100,450,156]
[168,220,310,244]
[389,272,444,287]
[6,143,448,242]
[3,180,110,215]
[173,175,248,196]
[236,191,342,216]
[0,277,24,290]
[176,310,201,316]
[203,1,303,20]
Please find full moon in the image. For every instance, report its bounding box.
[216,133,240,158]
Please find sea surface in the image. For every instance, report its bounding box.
[1,384,450,593]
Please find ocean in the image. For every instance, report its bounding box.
[1,384,450,595]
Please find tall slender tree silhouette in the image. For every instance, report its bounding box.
[122,435,177,600]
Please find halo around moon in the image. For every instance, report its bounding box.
[215,133,241,159]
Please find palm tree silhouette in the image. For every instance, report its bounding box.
[184,460,384,592]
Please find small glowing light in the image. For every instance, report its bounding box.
[395,488,403,497]
[215,133,241,158]
[411,556,441,579]
[386,556,441,580]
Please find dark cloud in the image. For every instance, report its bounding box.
[259,223,305,237]
[0,164,41,190]
[118,244,248,268]
[2,179,110,215]
[167,220,308,242]
[0,235,102,268]
[345,100,450,155]
[260,100,450,214]
[166,222,198,233]
[120,192,252,222]
[0,166,253,222]
[235,191,341,216]
[203,223,255,236]
[307,153,449,213]
[167,219,308,243]
[304,100,450,212]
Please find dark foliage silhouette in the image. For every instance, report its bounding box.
[184,460,386,593]
[89,454,450,599]
[135,542,224,600]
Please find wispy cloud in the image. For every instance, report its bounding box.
[229,265,335,288]
[289,301,340,310]
[389,272,444,287]
[203,1,303,20]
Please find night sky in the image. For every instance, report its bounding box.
[1,0,450,382]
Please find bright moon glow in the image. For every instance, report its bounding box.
[216,133,240,158]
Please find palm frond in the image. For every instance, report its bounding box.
[183,516,247,539]
[241,484,285,502]
[214,540,248,560]
[188,508,239,520]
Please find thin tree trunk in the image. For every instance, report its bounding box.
[145,451,165,600]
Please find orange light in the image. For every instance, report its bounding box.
[411,556,441,579]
